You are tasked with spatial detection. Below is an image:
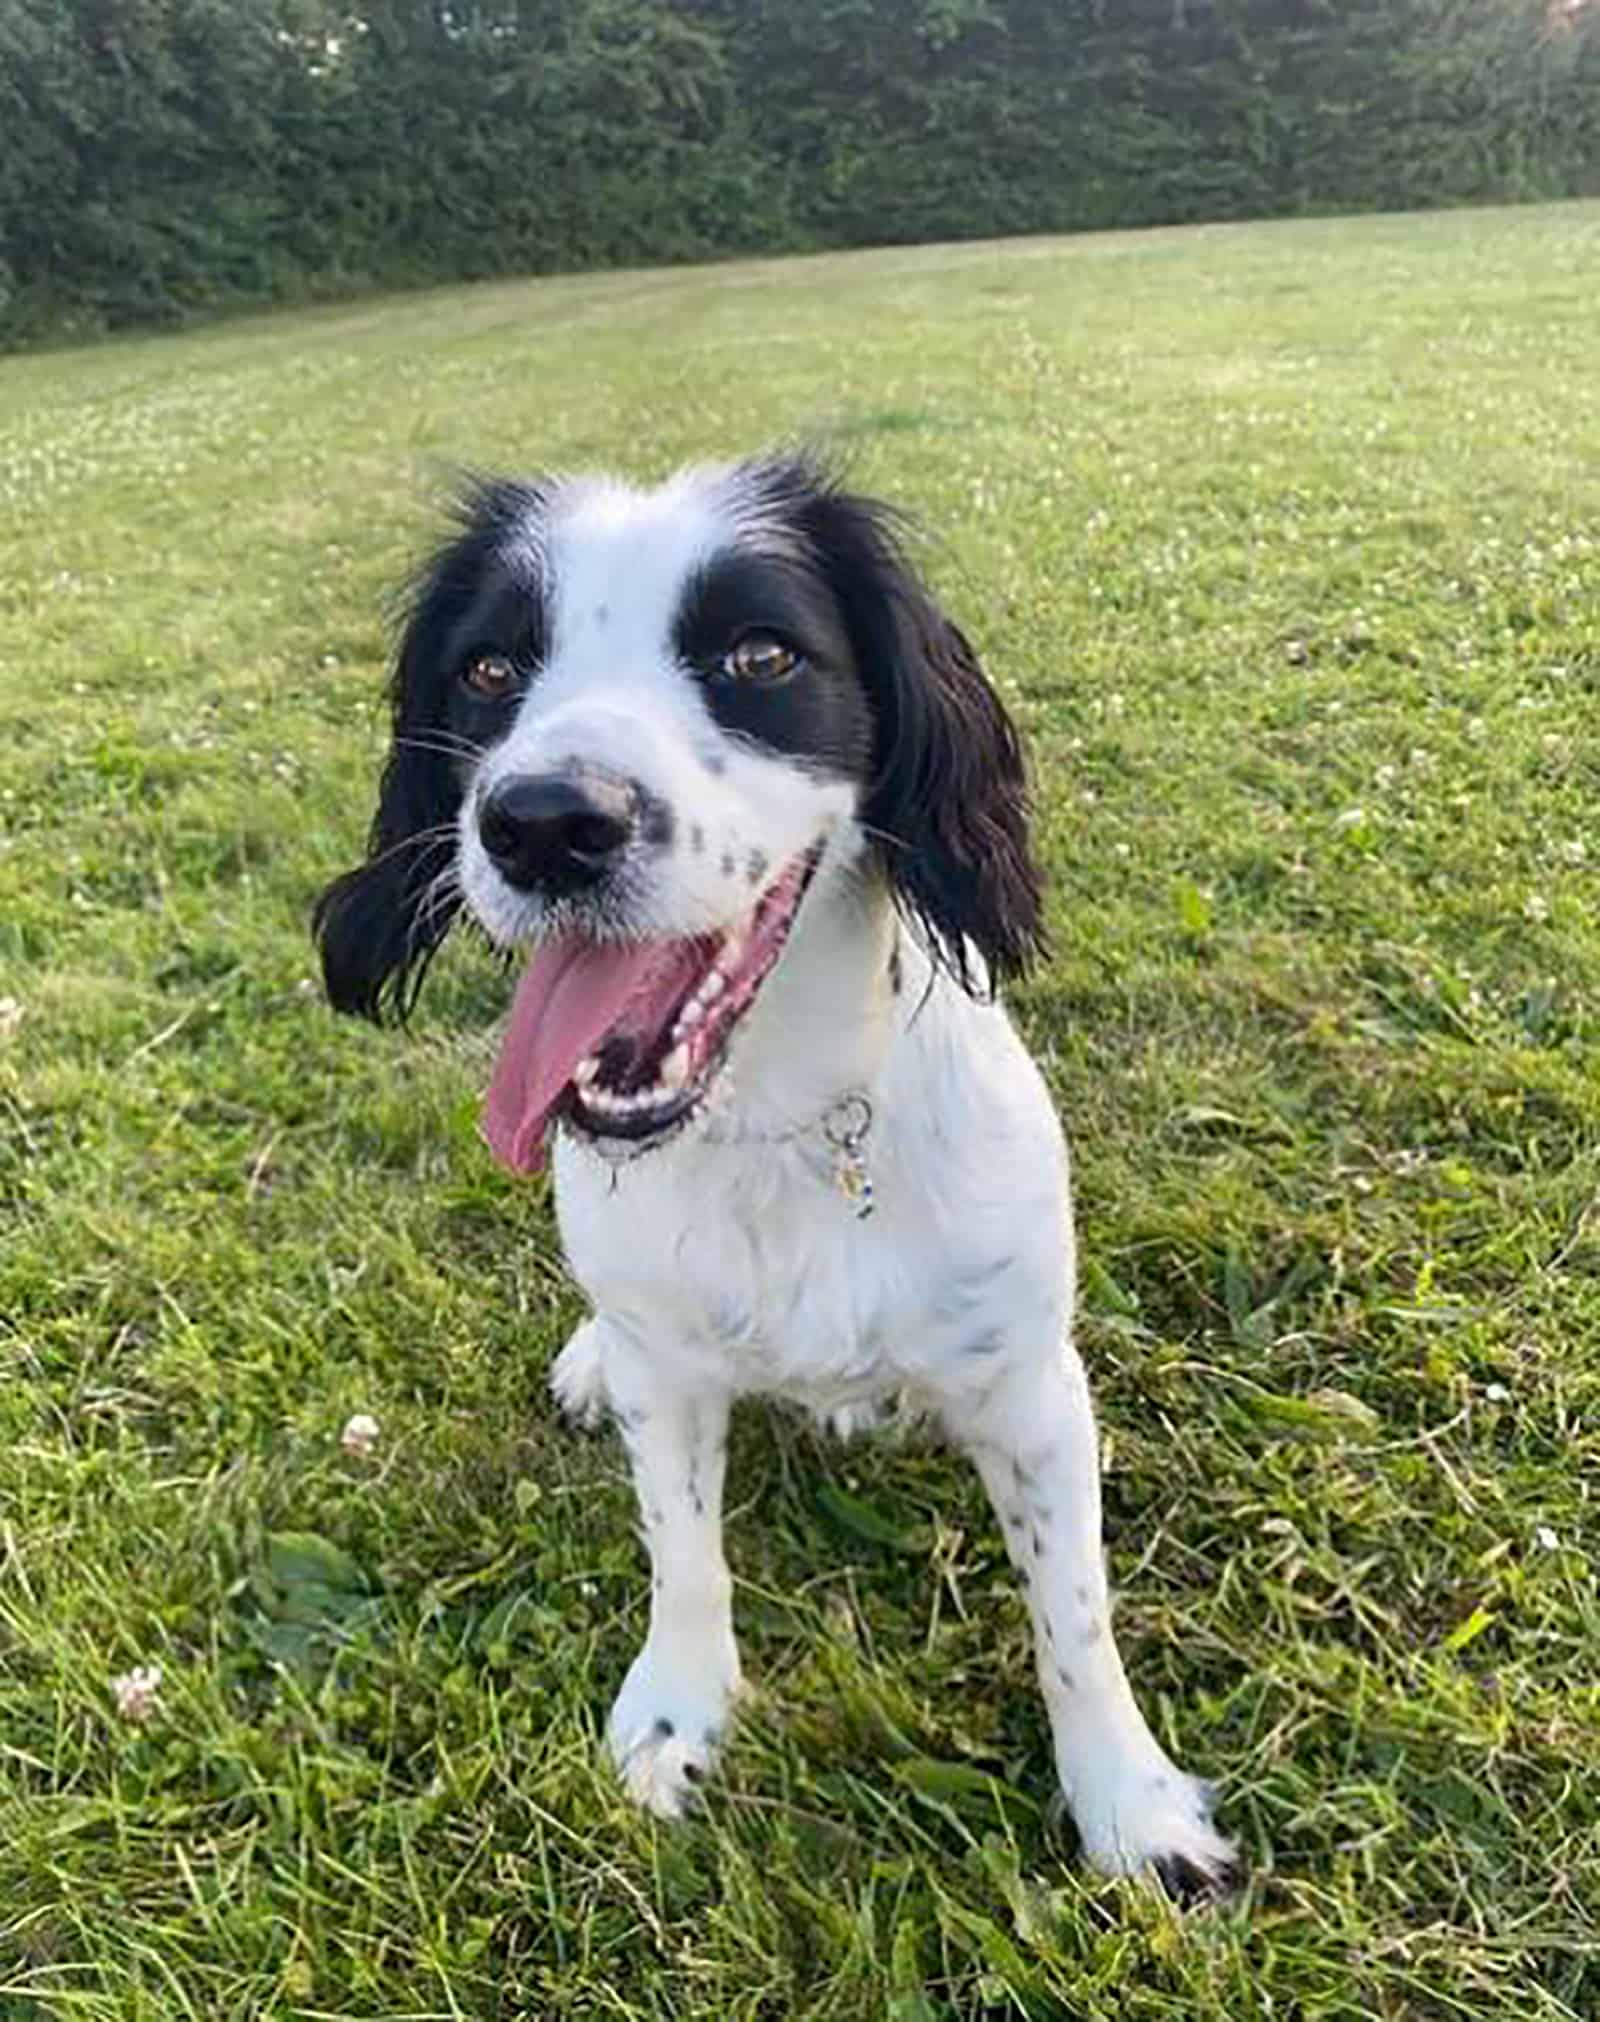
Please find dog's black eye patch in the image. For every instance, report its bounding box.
[438,564,547,743]
[674,548,872,778]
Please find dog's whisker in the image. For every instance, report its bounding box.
[408,861,462,960]
[352,823,458,877]
[853,819,911,856]
[395,731,482,762]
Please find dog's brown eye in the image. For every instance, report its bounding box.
[461,651,519,700]
[723,634,800,683]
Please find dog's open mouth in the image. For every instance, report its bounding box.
[482,851,818,1171]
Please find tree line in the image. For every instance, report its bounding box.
[1,0,1596,347]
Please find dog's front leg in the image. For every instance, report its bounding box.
[575,1324,741,1818]
[946,1341,1239,1901]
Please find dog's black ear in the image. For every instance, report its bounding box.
[863,588,1045,990]
[313,581,468,1023]
[315,474,551,1020]
[785,468,1044,992]
[859,584,1045,991]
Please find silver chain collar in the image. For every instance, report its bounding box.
[565,1086,877,1218]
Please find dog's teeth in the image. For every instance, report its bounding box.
[700,971,726,1001]
[678,999,704,1030]
[660,1045,690,1090]
[573,1055,601,1088]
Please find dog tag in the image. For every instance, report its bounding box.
[823,1093,875,1220]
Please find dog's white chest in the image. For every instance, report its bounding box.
[552,1004,1071,1411]
[555,1133,901,1398]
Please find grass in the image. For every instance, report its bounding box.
[2,199,1599,2018]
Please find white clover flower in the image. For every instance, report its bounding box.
[1524,894,1550,923]
[111,1665,163,1723]
[341,1412,381,1458]
[1535,1525,1560,1553]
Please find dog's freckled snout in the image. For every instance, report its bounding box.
[479,770,638,893]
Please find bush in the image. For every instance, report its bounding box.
[1,0,1595,349]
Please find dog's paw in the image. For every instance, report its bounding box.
[607,1646,740,1820]
[1151,1834,1244,1908]
[550,1321,609,1429]
[612,1715,717,1818]
[1071,1763,1241,1906]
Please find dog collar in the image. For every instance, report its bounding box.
[565,1085,876,1219]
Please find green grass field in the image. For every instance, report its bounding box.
[3,200,1599,2019]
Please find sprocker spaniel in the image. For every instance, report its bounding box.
[315,456,1238,1900]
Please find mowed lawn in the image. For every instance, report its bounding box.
[2,200,1599,2019]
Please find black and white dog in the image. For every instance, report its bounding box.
[315,457,1238,1900]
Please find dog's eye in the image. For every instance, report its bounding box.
[461,651,519,700]
[722,633,800,684]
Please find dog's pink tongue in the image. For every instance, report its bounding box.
[482,938,665,1172]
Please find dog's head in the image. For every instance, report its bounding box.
[314,456,1043,1160]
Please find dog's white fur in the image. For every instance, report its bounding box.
[426,467,1234,1889]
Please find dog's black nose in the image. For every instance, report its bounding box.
[479,770,637,892]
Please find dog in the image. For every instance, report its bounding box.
[314,455,1239,1901]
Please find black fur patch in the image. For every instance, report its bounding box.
[672,546,873,779]
[1153,1848,1244,1908]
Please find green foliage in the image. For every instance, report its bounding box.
[0,0,1597,344]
